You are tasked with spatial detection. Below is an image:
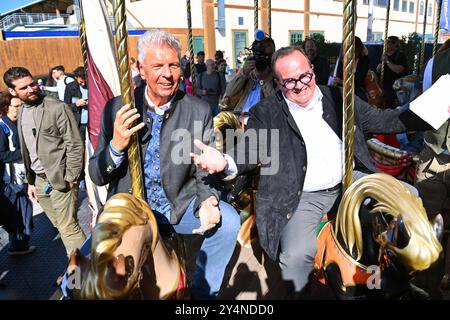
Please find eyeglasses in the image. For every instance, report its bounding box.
[280,72,314,90]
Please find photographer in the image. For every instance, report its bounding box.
[223,31,277,125]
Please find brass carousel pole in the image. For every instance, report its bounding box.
[186,0,197,95]
[342,0,357,193]
[433,0,443,56]
[268,0,271,36]
[380,0,391,86]
[419,0,429,74]
[254,0,259,32]
[77,1,88,79]
[112,0,144,200]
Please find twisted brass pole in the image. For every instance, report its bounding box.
[342,0,356,193]
[186,0,197,95]
[268,0,271,37]
[380,0,391,86]
[433,0,443,56]
[254,0,259,32]
[112,0,144,200]
[76,0,88,86]
[78,10,88,76]
[419,0,429,74]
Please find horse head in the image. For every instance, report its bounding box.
[315,174,442,299]
[66,193,186,300]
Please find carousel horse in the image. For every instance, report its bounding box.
[64,193,187,299]
[314,173,442,299]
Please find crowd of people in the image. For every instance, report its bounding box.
[1,28,450,299]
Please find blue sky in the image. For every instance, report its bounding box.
[0,0,45,16]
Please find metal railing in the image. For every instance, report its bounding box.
[0,13,73,30]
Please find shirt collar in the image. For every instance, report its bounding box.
[283,85,323,111]
[144,87,174,116]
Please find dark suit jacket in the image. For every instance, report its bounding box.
[64,81,83,126]
[89,86,219,224]
[234,85,431,260]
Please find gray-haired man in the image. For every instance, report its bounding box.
[89,29,240,299]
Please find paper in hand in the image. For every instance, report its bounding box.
[409,74,450,130]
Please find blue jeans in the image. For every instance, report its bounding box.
[173,197,240,299]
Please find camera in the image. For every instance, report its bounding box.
[247,30,274,72]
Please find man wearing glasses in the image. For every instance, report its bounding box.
[191,46,436,298]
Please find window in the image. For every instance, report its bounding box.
[193,36,204,56]
[373,32,384,41]
[289,31,303,45]
[420,1,424,15]
[428,3,432,16]
[394,0,400,11]
[363,0,388,7]
[401,0,407,12]
[233,31,247,68]
[409,2,415,13]
[310,31,325,38]
[238,17,244,26]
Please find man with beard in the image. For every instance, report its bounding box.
[3,67,85,257]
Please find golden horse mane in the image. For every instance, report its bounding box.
[79,193,158,299]
[335,173,442,273]
[214,111,241,152]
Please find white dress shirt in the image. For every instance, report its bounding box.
[283,87,343,191]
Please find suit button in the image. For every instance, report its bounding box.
[297,190,301,196]
[301,141,305,146]
[302,166,306,172]
[128,188,132,193]
[286,213,292,219]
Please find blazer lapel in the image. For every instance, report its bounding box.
[321,88,342,140]
[277,91,302,139]
[35,102,45,141]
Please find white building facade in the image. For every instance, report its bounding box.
[125,0,440,68]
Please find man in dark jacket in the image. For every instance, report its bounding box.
[88,29,240,299]
[191,46,437,298]
[64,66,88,143]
